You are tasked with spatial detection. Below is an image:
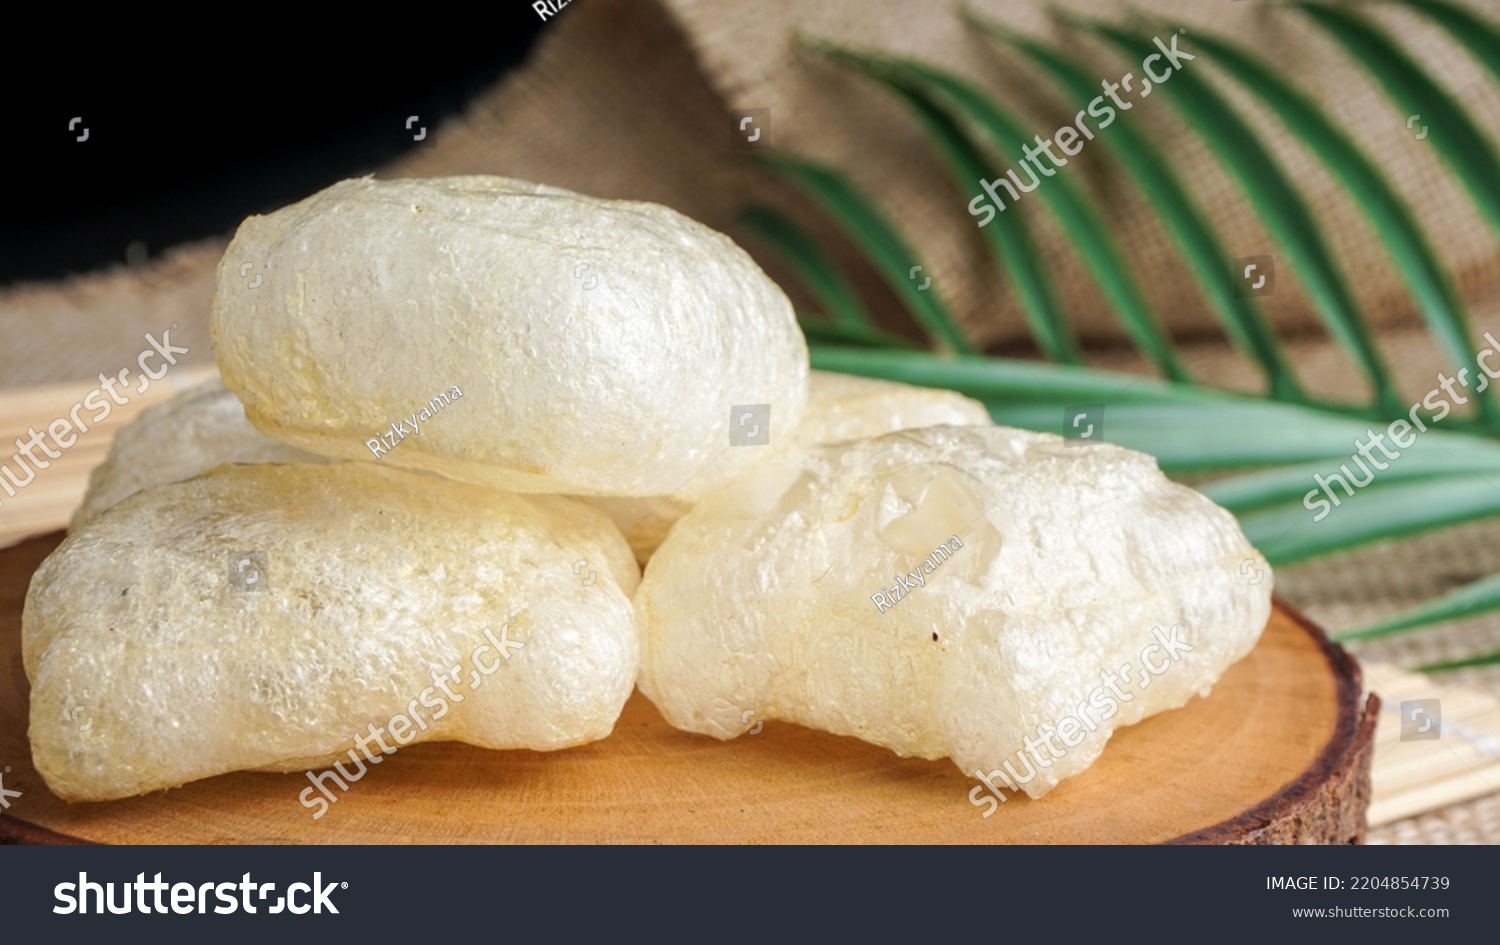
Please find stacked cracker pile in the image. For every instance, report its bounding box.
[24,176,1270,803]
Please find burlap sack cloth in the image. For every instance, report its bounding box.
[4,0,1499,842]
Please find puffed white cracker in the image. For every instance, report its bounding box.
[27,463,639,802]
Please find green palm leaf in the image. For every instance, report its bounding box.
[1303,2,1500,242]
[1187,25,1496,424]
[798,318,917,350]
[808,43,1190,381]
[1419,650,1500,673]
[1085,19,1402,416]
[1202,449,1500,515]
[1238,474,1500,566]
[815,346,1417,471]
[966,13,1301,401]
[1340,571,1500,642]
[755,152,977,355]
[791,49,1079,363]
[737,204,874,333]
[1408,0,1500,89]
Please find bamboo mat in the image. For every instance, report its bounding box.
[1364,663,1500,828]
[2,374,1496,837]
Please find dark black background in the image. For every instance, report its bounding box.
[3,9,550,286]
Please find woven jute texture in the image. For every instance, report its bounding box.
[3,0,1499,843]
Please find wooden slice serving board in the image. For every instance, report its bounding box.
[0,531,1374,844]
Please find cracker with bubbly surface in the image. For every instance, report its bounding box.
[211,175,808,499]
[27,463,639,802]
[637,425,1270,798]
[71,378,327,531]
[582,370,993,564]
